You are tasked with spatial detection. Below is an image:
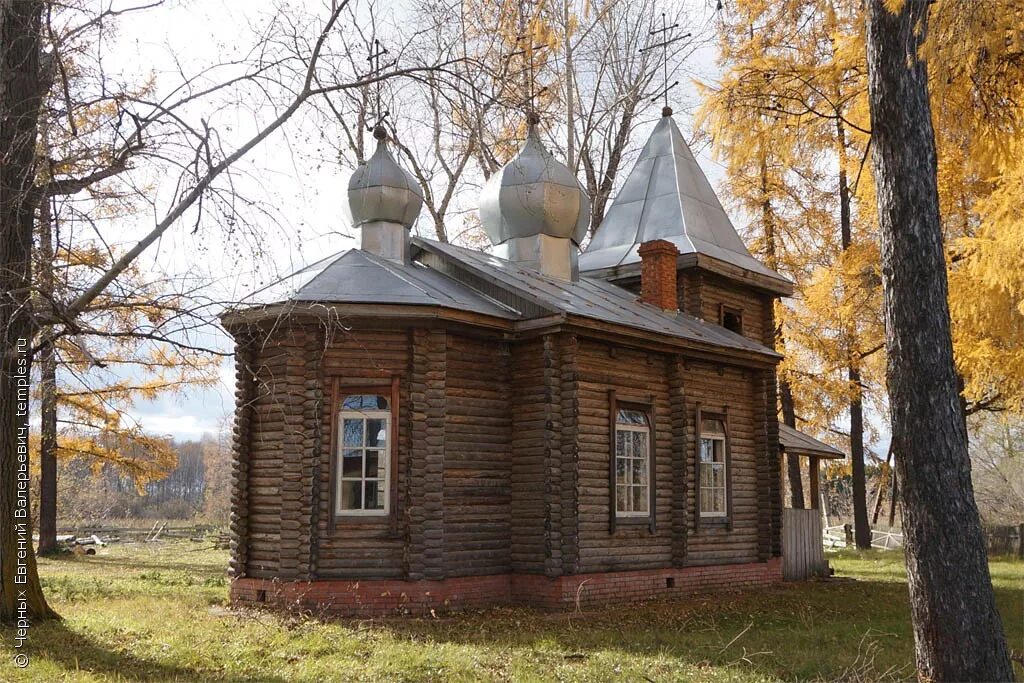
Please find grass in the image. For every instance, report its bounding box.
[0,542,1020,682]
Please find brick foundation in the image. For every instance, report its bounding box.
[231,558,782,616]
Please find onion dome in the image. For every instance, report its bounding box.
[479,121,590,247]
[346,127,423,229]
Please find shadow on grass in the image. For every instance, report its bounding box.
[7,619,282,683]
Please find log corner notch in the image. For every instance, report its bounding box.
[228,335,257,579]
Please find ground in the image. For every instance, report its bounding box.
[0,542,1020,682]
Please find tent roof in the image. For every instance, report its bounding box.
[579,114,792,295]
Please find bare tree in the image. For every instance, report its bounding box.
[1,0,465,623]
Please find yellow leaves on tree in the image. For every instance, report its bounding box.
[36,242,219,487]
[702,0,1024,432]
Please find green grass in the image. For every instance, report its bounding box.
[1,543,1020,682]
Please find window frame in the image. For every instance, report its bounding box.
[698,419,728,519]
[608,390,656,533]
[330,377,400,525]
[694,404,733,531]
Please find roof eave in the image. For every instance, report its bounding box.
[221,301,516,333]
[581,252,793,297]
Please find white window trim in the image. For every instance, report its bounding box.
[699,433,728,518]
[336,408,391,516]
[615,420,652,518]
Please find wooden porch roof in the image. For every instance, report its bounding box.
[779,424,845,460]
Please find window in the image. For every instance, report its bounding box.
[337,394,391,515]
[614,408,651,517]
[699,418,727,517]
[721,307,743,335]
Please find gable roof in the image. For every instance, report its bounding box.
[779,424,845,460]
[579,114,792,295]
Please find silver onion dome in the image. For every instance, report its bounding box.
[346,128,423,229]
[479,123,590,247]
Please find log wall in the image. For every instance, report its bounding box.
[575,341,674,573]
[231,313,781,585]
[682,360,761,566]
[443,334,513,577]
[316,329,410,579]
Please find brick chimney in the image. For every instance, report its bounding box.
[638,239,680,311]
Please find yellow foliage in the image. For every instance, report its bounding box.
[702,0,1024,429]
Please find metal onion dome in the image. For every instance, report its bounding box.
[479,122,590,248]
[346,127,423,229]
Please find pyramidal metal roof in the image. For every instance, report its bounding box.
[579,114,791,294]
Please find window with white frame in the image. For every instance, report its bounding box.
[614,408,651,517]
[699,418,727,516]
[337,394,391,515]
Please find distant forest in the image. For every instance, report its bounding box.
[43,434,231,527]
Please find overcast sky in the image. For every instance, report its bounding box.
[95,0,739,442]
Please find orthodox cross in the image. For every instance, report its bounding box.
[365,38,394,132]
[640,12,691,111]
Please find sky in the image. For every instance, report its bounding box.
[86,0,845,448]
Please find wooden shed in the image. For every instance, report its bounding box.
[779,424,845,580]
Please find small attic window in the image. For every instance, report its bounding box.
[721,307,743,335]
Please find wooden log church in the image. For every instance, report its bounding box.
[223,109,830,615]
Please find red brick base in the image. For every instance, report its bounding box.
[231,558,782,616]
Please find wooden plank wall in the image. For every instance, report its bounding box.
[443,334,512,577]
[782,508,825,580]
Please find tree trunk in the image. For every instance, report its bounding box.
[764,153,804,509]
[849,365,870,548]
[780,380,804,509]
[871,443,893,526]
[36,199,58,555]
[836,118,870,550]
[865,0,1012,678]
[0,0,56,622]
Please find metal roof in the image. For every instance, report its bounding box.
[236,248,520,319]
[479,124,589,247]
[228,237,780,360]
[346,136,423,229]
[579,114,790,291]
[415,238,779,359]
[779,424,845,460]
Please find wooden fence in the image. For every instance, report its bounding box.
[783,508,827,580]
[985,524,1024,557]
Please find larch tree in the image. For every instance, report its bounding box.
[32,3,220,553]
[698,0,884,543]
[864,0,1013,678]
